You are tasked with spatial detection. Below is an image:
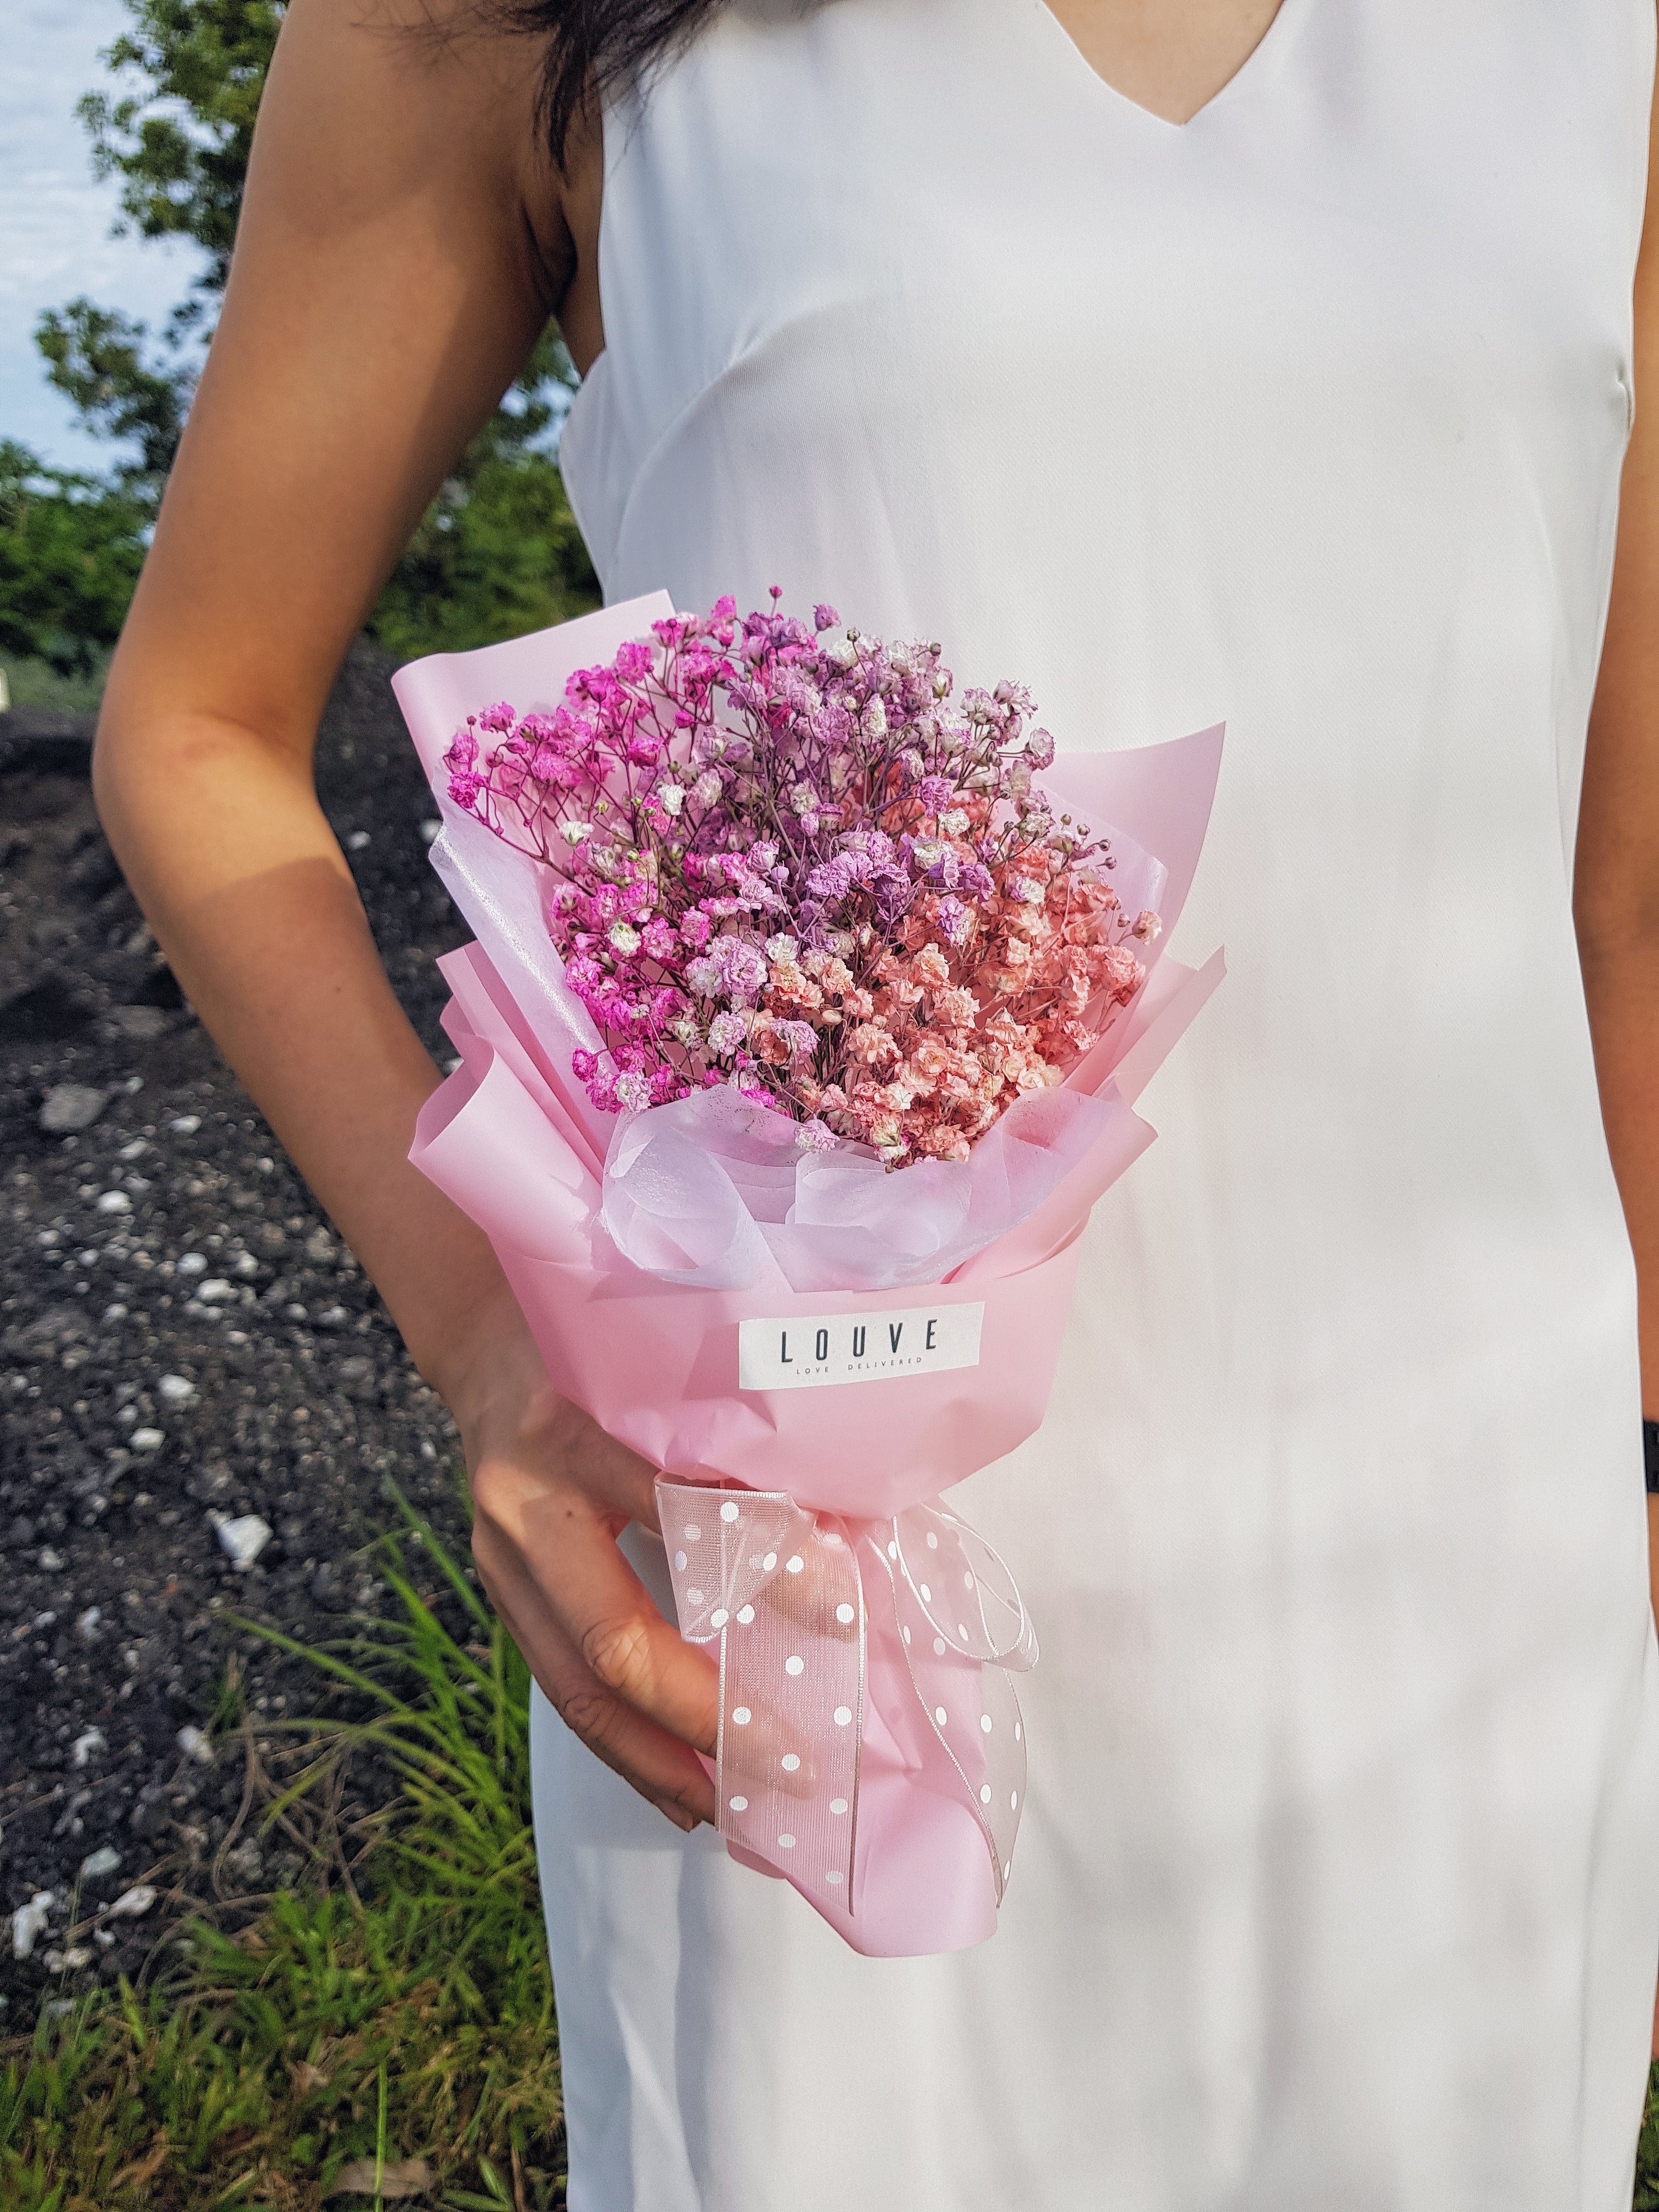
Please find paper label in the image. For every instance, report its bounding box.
[737,1303,985,1392]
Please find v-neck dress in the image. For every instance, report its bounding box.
[537,2,1659,2204]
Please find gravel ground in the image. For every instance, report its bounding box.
[0,642,476,2021]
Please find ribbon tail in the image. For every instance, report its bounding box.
[656,1480,864,1904]
[865,1523,1028,1905]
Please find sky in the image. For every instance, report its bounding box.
[2,0,204,471]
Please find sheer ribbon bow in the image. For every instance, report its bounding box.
[659,1480,1038,1933]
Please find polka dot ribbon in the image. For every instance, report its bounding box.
[658,1480,1039,1914]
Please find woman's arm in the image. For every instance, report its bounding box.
[1578,77,1659,1469]
[93,0,716,1826]
[1574,37,1659,2053]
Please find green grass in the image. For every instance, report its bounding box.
[5,1480,1658,2208]
[1639,2071,1659,2210]
[0,1487,563,2210]
[0,648,109,715]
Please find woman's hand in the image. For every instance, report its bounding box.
[448,1302,719,1831]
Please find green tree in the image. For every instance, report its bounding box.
[24,0,597,659]
[372,335,605,657]
[0,442,150,675]
[34,300,188,496]
[78,0,281,296]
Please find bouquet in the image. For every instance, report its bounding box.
[394,591,1224,1957]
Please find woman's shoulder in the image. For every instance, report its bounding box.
[267,0,575,293]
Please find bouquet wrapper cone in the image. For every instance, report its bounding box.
[396,600,1226,1956]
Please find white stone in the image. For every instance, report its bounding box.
[196,1279,235,1304]
[170,1114,201,1135]
[71,1728,106,1769]
[176,1252,206,1276]
[12,1893,54,1960]
[157,1374,196,1406]
[215,1515,273,1570]
[39,1084,110,1135]
[95,1190,131,1215]
[108,1886,157,1919]
[129,1429,165,1453]
[80,1846,121,1881]
[177,1725,215,1765]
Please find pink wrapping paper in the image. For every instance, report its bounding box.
[394,599,1224,1955]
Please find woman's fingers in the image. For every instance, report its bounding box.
[533,1510,722,1755]
[484,1566,717,1829]
[471,1432,721,1822]
[460,1352,730,1829]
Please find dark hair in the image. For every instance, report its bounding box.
[488,0,732,167]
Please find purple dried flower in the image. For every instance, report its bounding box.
[709,935,768,1002]
[806,855,855,903]
[936,895,972,947]
[707,1009,752,1056]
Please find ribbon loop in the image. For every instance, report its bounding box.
[891,1503,1038,1672]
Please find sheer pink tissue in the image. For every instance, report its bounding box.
[394,592,1224,1955]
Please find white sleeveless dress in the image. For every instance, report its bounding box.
[538,3,1659,2205]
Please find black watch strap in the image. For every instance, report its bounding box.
[1646,1419,1659,1496]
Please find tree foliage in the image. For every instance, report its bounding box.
[0,443,150,676]
[77,0,283,296]
[35,299,188,494]
[372,334,603,658]
[14,0,598,670]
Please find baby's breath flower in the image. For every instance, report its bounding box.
[449,595,1153,1154]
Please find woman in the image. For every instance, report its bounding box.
[93,0,1659,2204]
